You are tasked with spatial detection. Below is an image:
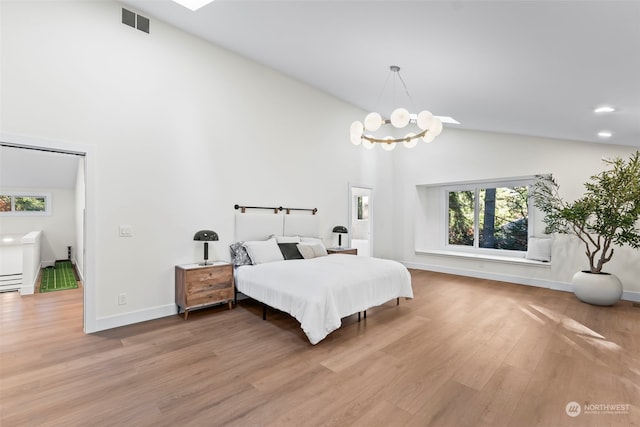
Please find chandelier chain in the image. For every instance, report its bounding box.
[394,67,416,113]
[373,70,393,113]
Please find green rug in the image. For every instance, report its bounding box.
[40,261,78,292]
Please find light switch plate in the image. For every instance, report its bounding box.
[119,225,133,237]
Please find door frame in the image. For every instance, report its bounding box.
[348,183,373,257]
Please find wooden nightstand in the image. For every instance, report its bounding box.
[327,247,358,255]
[175,262,234,319]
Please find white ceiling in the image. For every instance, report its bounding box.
[121,0,640,148]
[0,146,80,190]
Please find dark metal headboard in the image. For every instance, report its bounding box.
[234,204,317,215]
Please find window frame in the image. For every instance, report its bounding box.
[0,191,52,216]
[444,177,534,257]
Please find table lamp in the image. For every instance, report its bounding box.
[193,230,219,265]
[332,225,348,248]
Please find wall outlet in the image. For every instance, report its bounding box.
[118,293,127,305]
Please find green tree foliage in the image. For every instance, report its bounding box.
[449,186,528,251]
[533,151,640,273]
[485,186,528,251]
[449,190,474,246]
[0,195,10,212]
[15,196,45,212]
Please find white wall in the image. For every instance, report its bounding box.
[0,187,76,264]
[21,230,42,295]
[75,157,86,279]
[391,127,640,296]
[0,1,389,330]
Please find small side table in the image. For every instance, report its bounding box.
[175,262,234,320]
[327,247,358,255]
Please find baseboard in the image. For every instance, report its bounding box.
[91,304,177,332]
[73,257,84,283]
[622,290,640,303]
[20,285,35,295]
[403,260,566,288]
[403,261,640,302]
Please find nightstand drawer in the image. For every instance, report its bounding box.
[187,286,234,307]
[185,266,232,286]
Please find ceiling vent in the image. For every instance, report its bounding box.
[122,8,150,34]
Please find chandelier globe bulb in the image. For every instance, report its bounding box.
[403,133,418,148]
[417,111,434,130]
[363,137,376,150]
[364,112,382,131]
[381,136,397,151]
[390,108,410,128]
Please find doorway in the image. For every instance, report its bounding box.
[349,185,373,257]
[1,135,94,332]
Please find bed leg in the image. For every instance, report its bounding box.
[364,310,367,319]
[358,312,361,322]
[263,305,267,320]
[397,297,400,305]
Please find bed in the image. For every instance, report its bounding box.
[231,213,413,344]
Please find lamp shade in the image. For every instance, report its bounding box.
[193,230,219,241]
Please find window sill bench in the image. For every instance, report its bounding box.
[416,250,552,268]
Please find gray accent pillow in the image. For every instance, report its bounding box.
[230,242,253,266]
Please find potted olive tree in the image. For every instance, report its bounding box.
[533,151,640,305]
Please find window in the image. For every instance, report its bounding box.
[446,179,531,253]
[355,195,369,220]
[0,192,51,216]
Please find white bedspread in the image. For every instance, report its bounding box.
[235,254,413,344]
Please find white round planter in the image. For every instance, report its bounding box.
[572,271,623,306]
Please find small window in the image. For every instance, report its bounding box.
[447,180,531,253]
[356,195,369,220]
[0,192,51,216]
[15,196,47,212]
[0,195,11,212]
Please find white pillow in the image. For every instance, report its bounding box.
[243,239,284,264]
[271,235,301,243]
[310,242,328,257]
[296,243,316,259]
[525,237,551,262]
[297,241,328,258]
[300,236,322,244]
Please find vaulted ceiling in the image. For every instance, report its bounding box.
[122,0,640,148]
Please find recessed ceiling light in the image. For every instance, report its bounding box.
[435,116,461,125]
[408,114,460,125]
[171,0,215,11]
[598,130,613,138]
[594,106,616,113]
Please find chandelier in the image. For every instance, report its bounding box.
[350,65,443,150]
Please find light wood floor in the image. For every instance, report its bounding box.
[1,270,639,426]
